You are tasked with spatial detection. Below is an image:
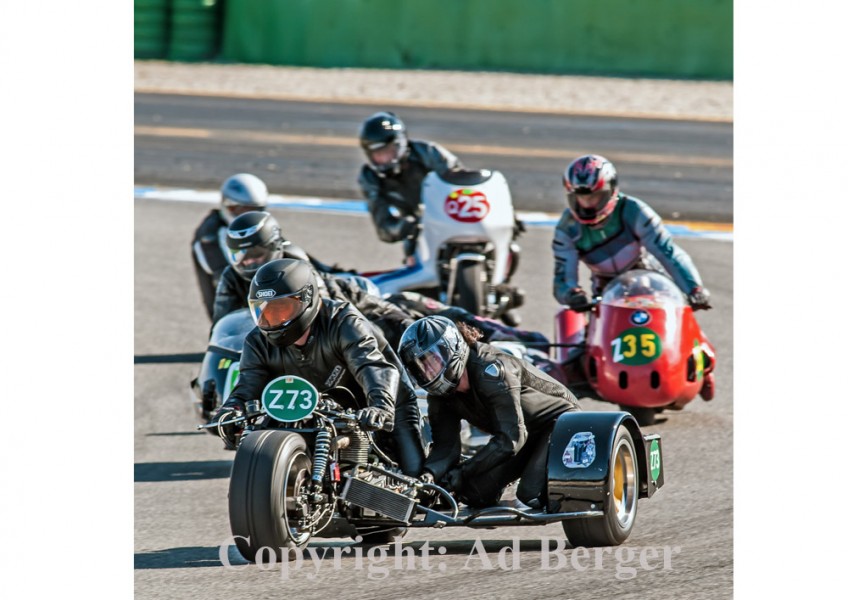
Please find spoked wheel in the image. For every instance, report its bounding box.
[620,405,657,426]
[229,430,314,562]
[562,425,639,547]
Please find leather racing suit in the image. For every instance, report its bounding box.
[211,242,333,325]
[552,194,705,301]
[424,342,580,507]
[227,297,425,476]
[192,210,230,319]
[358,140,462,259]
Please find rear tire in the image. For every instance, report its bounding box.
[229,430,313,562]
[454,260,486,315]
[561,425,639,547]
[620,405,657,426]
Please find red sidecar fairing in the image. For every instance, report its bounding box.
[584,271,715,409]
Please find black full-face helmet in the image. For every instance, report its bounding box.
[225,211,289,280]
[398,316,469,397]
[359,111,409,176]
[248,259,321,347]
[219,173,269,225]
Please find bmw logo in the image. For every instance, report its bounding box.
[630,310,650,325]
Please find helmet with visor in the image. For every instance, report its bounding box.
[225,211,288,280]
[398,316,469,397]
[248,259,321,347]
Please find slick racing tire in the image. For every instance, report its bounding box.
[454,260,486,315]
[229,430,313,562]
[621,405,657,426]
[561,425,639,547]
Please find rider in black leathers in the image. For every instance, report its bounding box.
[399,317,580,508]
[213,259,425,476]
[357,112,462,264]
[193,173,269,319]
[212,211,350,325]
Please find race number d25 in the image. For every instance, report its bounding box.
[611,327,662,365]
[261,375,320,423]
[444,189,490,223]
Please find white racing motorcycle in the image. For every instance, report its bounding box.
[366,169,525,325]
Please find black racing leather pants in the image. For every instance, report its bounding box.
[458,423,555,508]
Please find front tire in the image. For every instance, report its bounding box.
[454,260,486,315]
[561,425,639,547]
[229,430,313,562]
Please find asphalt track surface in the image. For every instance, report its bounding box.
[134,93,733,223]
[134,200,733,599]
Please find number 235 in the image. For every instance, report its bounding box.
[612,334,657,362]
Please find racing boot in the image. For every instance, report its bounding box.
[501,309,521,327]
[699,372,716,401]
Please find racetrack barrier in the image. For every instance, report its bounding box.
[219,0,732,79]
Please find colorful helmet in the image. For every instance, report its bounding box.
[359,112,409,176]
[248,259,321,347]
[225,211,289,280]
[219,173,269,225]
[563,155,619,225]
[398,316,469,397]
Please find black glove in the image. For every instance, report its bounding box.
[443,467,464,493]
[210,400,246,449]
[419,471,435,485]
[688,287,712,311]
[356,407,393,431]
[513,217,526,239]
[565,287,590,309]
[398,215,418,239]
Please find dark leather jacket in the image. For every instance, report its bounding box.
[321,275,414,350]
[229,298,400,413]
[192,210,229,278]
[357,140,461,247]
[211,243,335,325]
[424,342,580,480]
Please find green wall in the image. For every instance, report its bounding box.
[220,0,732,79]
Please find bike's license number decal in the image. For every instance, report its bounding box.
[444,189,490,223]
[610,327,662,365]
[261,375,320,422]
[650,439,662,482]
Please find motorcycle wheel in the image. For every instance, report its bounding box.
[454,260,485,315]
[561,425,639,547]
[620,405,657,426]
[229,430,313,562]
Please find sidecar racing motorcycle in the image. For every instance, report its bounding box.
[546,269,716,425]
[202,376,664,561]
[190,308,253,421]
[364,168,525,324]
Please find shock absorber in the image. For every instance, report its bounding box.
[311,429,331,484]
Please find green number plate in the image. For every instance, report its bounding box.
[261,375,320,423]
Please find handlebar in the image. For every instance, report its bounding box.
[565,297,602,313]
[196,406,265,430]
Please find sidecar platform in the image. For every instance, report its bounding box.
[409,505,604,528]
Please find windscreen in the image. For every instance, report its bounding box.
[208,309,255,352]
[601,270,686,309]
